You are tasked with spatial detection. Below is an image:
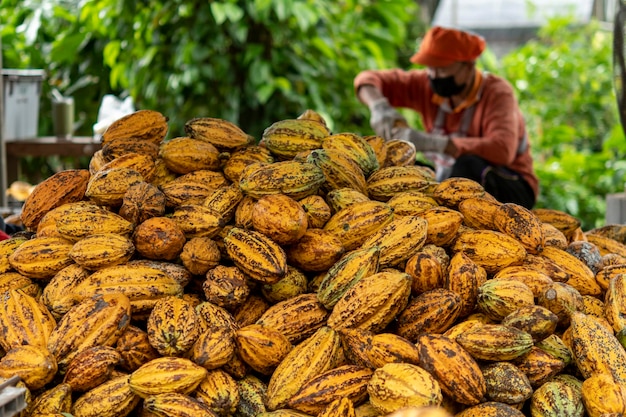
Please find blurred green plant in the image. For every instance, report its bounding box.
[497,17,625,229]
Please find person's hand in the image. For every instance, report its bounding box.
[368,98,407,140]
[391,126,449,153]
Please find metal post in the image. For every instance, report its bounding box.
[0,36,7,208]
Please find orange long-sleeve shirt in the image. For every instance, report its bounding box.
[354,68,539,199]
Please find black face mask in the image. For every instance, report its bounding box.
[429,75,466,97]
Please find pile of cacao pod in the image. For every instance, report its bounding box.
[2,108,626,417]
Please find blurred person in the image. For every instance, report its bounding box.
[355,26,538,208]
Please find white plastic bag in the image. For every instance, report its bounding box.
[92,94,135,139]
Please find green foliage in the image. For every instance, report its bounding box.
[498,17,625,229]
[3,0,423,139]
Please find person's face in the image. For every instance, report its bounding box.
[426,61,472,84]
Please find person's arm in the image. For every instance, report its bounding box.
[356,84,387,107]
[355,84,406,140]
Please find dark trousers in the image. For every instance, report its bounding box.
[450,154,536,209]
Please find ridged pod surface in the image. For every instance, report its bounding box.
[451,229,527,274]
[529,379,584,417]
[387,191,438,217]
[54,204,133,241]
[185,116,255,151]
[382,139,417,167]
[322,132,379,176]
[223,145,275,183]
[169,204,224,239]
[159,137,221,174]
[367,362,442,414]
[47,293,132,373]
[119,181,166,225]
[366,165,435,201]
[494,202,546,254]
[456,323,534,362]
[0,271,39,298]
[266,326,343,410]
[323,200,394,251]
[405,251,446,295]
[417,333,486,405]
[492,265,555,299]
[532,208,582,240]
[0,344,57,390]
[116,325,160,372]
[195,369,240,416]
[285,228,345,272]
[203,184,244,224]
[395,289,462,342]
[143,392,217,416]
[70,263,183,317]
[0,289,56,351]
[71,374,141,417]
[432,177,486,209]
[513,346,566,388]
[8,236,75,279]
[476,279,535,322]
[581,373,626,417]
[287,364,372,414]
[0,236,28,273]
[252,194,309,245]
[20,168,90,230]
[457,196,501,230]
[307,148,368,195]
[239,160,326,200]
[224,226,287,284]
[540,246,601,297]
[421,206,464,247]
[262,118,330,160]
[102,137,160,161]
[299,194,332,229]
[203,264,251,310]
[500,305,559,343]
[367,332,422,369]
[327,270,412,334]
[569,310,626,383]
[445,251,487,318]
[236,374,268,416]
[85,167,145,207]
[235,323,293,375]
[455,401,526,417]
[97,152,156,182]
[160,170,227,207]
[42,263,90,319]
[28,382,72,415]
[363,135,387,168]
[63,346,121,392]
[359,215,428,268]
[146,296,199,357]
[129,356,208,398]
[69,233,135,270]
[585,232,626,258]
[101,109,168,145]
[256,293,329,344]
[317,246,380,310]
[481,361,533,406]
[604,274,626,333]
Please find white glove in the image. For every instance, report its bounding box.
[391,127,449,153]
[368,98,407,140]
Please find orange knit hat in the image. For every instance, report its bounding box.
[410,26,486,67]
